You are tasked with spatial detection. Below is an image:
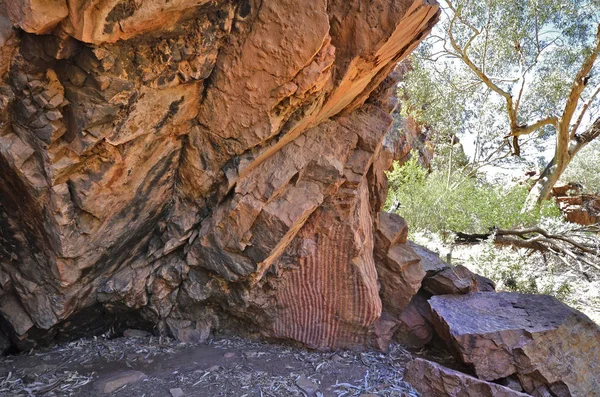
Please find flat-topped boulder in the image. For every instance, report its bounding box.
[429,292,600,396]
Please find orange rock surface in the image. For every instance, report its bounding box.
[0,0,439,350]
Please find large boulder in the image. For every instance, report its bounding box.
[405,358,531,397]
[0,0,440,350]
[429,292,600,396]
[392,243,495,349]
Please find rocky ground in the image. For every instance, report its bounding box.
[0,334,454,397]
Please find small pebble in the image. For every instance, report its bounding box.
[170,388,184,397]
[296,375,319,396]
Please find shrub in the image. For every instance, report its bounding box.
[385,156,562,238]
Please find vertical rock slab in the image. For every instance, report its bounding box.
[429,292,600,396]
[374,213,425,318]
[268,193,381,350]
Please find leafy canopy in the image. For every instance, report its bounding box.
[401,0,600,168]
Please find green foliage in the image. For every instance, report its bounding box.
[561,139,600,193]
[463,242,574,303]
[385,156,561,237]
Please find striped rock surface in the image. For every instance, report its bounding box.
[0,0,440,350]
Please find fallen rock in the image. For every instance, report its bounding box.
[166,319,211,344]
[395,291,434,348]
[376,212,409,250]
[422,266,471,295]
[405,358,530,397]
[429,292,600,396]
[408,241,447,274]
[374,217,425,318]
[422,264,495,295]
[376,242,425,316]
[94,370,147,394]
[370,311,401,351]
[454,265,496,292]
[170,388,185,397]
[408,242,495,295]
[296,375,319,396]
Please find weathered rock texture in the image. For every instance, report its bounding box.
[393,244,495,349]
[430,292,600,397]
[0,0,440,350]
[405,358,531,397]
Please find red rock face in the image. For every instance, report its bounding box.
[551,183,600,225]
[0,0,440,350]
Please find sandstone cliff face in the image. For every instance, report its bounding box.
[0,0,440,349]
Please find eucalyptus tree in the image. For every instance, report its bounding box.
[401,0,600,210]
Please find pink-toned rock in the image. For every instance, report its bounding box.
[375,242,425,318]
[429,292,600,396]
[405,358,531,397]
[395,292,434,348]
[373,214,425,320]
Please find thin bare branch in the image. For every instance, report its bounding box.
[571,84,600,138]
[511,116,559,137]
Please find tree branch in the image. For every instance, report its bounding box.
[558,23,600,158]
[510,116,559,137]
[572,84,600,138]
[455,227,600,273]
